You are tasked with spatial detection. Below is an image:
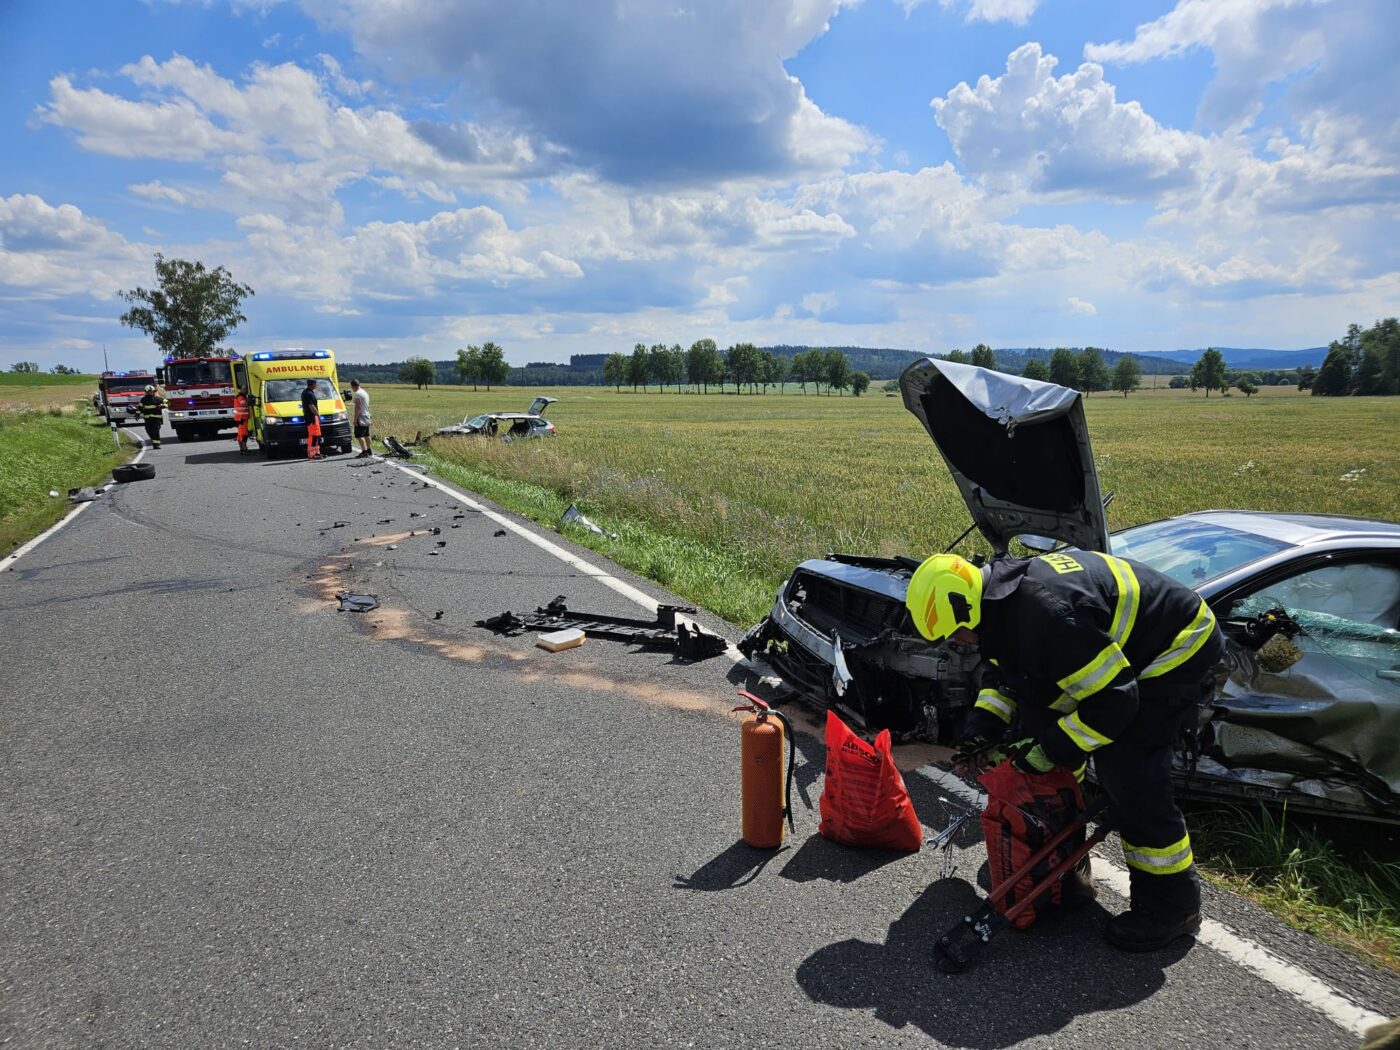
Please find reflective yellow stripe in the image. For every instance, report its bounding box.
[1049,692,1079,714]
[974,689,1016,724]
[1057,642,1130,701]
[1058,708,1113,752]
[1071,762,1086,783]
[1102,555,1141,649]
[1121,833,1194,875]
[1141,600,1216,680]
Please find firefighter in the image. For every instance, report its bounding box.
[233,386,253,455]
[136,384,167,448]
[301,378,322,460]
[906,550,1225,952]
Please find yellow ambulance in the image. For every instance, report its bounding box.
[233,349,351,457]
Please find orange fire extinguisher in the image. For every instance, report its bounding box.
[733,690,796,848]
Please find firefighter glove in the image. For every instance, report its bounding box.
[1009,738,1055,775]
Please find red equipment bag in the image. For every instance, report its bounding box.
[818,711,923,852]
[978,761,1086,928]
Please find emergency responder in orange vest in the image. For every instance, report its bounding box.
[300,378,322,460]
[907,550,1225,953]
[233,386,252,455]
[135,385,167,449]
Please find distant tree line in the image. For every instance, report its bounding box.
[601,342,868,395]
[1309,319,1400,397]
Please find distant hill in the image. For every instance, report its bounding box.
[1135,347,1328,369]
[339,343,1321,387]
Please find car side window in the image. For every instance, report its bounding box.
[1231,559,1400,691]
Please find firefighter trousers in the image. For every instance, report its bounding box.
[143,418,163,448]
[1092,679,1205,914]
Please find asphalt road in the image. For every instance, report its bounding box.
[2,434,1397,1049]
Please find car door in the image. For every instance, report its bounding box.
[1205,551,1400,808]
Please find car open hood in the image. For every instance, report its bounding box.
[900,358,1110,554]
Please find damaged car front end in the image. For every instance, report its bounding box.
[741,357,1400,823]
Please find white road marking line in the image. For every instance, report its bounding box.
[0,434,146,576]
[382,460,661,611]
[378,458,1390,1039]
[913,762,1387,1037]
[383,457,749,661]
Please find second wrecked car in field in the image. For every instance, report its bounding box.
[435,396,558,439]
[739,359,1400,823]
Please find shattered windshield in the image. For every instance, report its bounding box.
[1111,518,1292,586]
[167,361,230,386]
[463,414,492,429]
[1232,561,1400,694]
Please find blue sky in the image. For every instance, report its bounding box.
[2,0,1396,371]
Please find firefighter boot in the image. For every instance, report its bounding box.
[1105,906,1201,952]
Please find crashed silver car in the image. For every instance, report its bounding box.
[435,396,558,439]
[739,358,1400,823]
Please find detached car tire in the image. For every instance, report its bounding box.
[113,463,155,484]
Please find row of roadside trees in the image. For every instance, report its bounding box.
[601,342,870,395]
[953,343,1145,397]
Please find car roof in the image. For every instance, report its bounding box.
[1171,510,1400,545]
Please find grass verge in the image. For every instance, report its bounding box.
[0,408,136,555]
[1191,805,1400,973]
[418,450,774,622]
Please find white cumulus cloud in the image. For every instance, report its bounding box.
[931,43,1206,200]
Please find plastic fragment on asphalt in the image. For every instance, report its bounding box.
[494,529,507,537]
[537,628,586,652]
[337,593,379,613]
[433,611,444,620]
[68,487,98,503]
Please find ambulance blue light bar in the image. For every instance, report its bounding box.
[251,349,331,361]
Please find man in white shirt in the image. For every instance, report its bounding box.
[350,380,372,457]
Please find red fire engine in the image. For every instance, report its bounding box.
[97,370,157,426]
[158,355,238,442]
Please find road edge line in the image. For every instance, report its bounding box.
[0,431,146,575]
[914,763,1386,1037]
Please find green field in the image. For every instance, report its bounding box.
[0,372,99,413]
[0,405,136,554]
[369,382,1399,626]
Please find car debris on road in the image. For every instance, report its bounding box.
[476,596,728,660]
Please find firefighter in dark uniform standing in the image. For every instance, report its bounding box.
[906,550,1225,952]
[301,378,323,460]
[136,384,167,448]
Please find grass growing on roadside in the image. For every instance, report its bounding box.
[0,372,98,413]
[1191,805,1400,972]
[371,383,1400,626]
[0,408,134,554]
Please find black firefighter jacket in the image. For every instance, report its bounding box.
[969,550,1225,769]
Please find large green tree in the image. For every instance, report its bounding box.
[1022,357,1049,381]
[456,346,481,389]
[1077,347,1110,393]
[627,343,649,392]
[686,339,716,393]
[969,343,997,370]
[603,352,628,392]
[1190,348,1227,397]
[1111,356,1142,397]
[478,342,509,389]
[119,254,254,358]
[849,370,871,397]
[399,356,435,389]
[944,348,970,364]
[823,348,849,396]
[1048,347,1079,388]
